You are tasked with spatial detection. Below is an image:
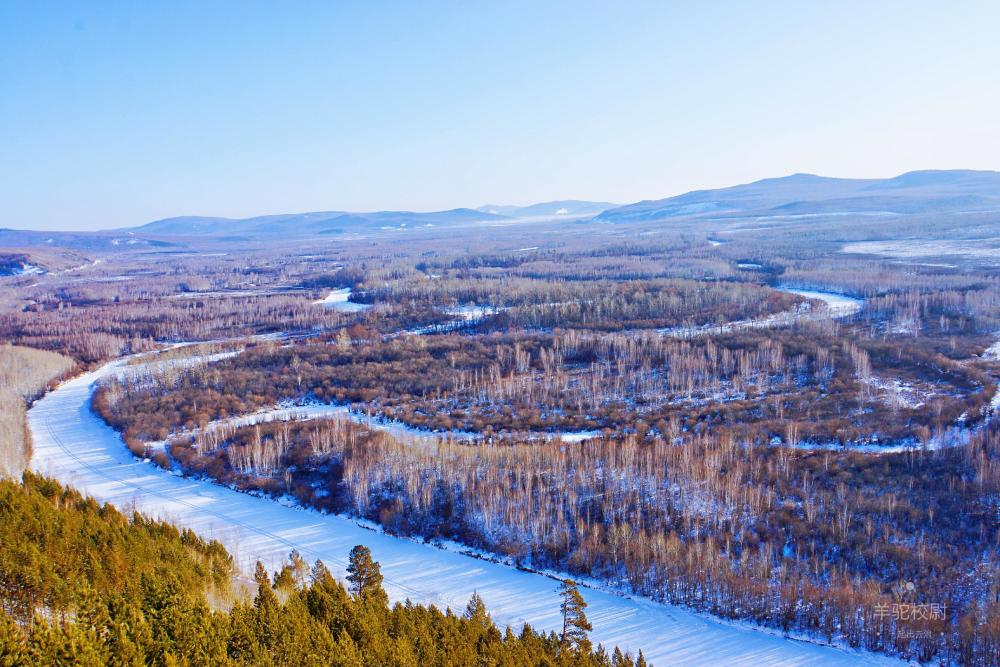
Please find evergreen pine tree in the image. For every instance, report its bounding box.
[345,545,387,606]
[557,579,593,654]
[464,591,490,627]
[0,611,26,667]
[331,629,365,667]
[252,561,281,655]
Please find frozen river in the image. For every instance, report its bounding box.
[777,286,864,317]
[26,356,903,666]
[313,287,371,312]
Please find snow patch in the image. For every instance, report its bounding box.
[313,287,372,312]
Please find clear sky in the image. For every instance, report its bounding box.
[2,1,999,231]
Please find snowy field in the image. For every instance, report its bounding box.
[313,287,372,312]
[27,357,907,665]
[843,238,1000,262]
[778,287,864,318]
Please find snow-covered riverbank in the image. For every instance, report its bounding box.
[660,286,862,338]
[145,400,604,449]
[777,287,864,317]
[27,358,904,666]
[313,287,371,312]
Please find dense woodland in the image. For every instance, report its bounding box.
[0,474,640,666]
[127,409,998,664]
[98,318,991,447]
[5,215,1000,664]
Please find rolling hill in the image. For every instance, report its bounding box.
[133,208,511,237]
[476,200,618,218]
[596,169,1000,223]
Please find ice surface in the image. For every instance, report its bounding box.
[314,288,372,312]
[777,287,864,317]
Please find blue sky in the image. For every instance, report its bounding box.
[2,1,998,230]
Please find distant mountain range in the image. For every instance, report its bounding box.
[133,208,511,237]
[3,171,999,250]
[476,200,618,218]
[596,170,1000,222]
[135,201,621,237]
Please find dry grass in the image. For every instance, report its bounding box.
[0,344,75,478]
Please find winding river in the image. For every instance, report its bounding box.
[26,351,900,665]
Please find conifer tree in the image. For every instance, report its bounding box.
[464,591,490,627]
[0,611,25,667]
[0,477,635,666]
[345,545,387,606]
[557,579,593,654]
[331,629,365,667]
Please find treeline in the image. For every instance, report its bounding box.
[0,292,348,363]
[97,324,988,446]
[0,474,647,666]
[361,276,799,330]
[0,249,362,363]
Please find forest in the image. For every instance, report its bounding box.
[0,474,639,666]
[4,211,1000,664]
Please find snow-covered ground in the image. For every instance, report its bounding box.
[776,424,973,454]
[660,287,862,339]
[13,262,45,275]
[314,287,371,312]
[110,350,241,387]
[982,338,1000,361]
[843,239,1000,262]
[404,303,505,335]
[145,400,603,448]
[27,359,904,666]
[171,288,306,300]
[778,287,864,317]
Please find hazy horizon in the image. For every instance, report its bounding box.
[3,1,999,231]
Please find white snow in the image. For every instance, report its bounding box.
[843,239,1000,261]
[14,262,45,275]
[659,287,861,339]
[144,403,478,450]
[778,287,864,318]
[780,424,973,454]
[314,287,372,312]
[404,304,504,335]
[983,338,1000,361]
[146,401,603,448]
[27,358,903,666]
[446,304,501,321]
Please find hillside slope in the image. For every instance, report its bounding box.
[133,208,510,237]
[597,170,1000,222]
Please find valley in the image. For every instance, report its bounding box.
[5,170,1000,665]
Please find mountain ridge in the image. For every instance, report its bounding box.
[596,169,1000,222]
[131,207,510,236]
[476,200,618,218]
